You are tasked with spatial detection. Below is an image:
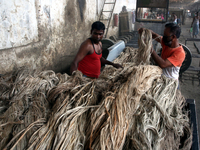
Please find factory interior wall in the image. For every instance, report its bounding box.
[0,0,95,74]
[0,0,136,75]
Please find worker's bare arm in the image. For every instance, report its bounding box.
[100,57,123,68]
[70,40,92,75]
[151,49,173,68]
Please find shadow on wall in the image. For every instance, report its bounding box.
[77,0,86,21]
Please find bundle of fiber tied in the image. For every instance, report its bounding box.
[0,29,192,150]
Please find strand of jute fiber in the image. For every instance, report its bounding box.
[0,29,192,150]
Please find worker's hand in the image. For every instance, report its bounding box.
[113,63,123,69]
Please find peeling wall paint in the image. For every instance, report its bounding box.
[0,0,38,49]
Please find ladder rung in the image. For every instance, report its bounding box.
[105,2,115,4]
[100,19,109,21]
[100,0,116,38]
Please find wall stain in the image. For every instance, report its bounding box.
[65,1,76,26]
[77,0,86,21]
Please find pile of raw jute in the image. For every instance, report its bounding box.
[0,29,192,150]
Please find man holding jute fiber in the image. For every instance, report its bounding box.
[138,23,185,87]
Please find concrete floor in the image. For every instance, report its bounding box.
[178,17,200,147]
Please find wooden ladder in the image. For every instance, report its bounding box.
[99,0,117,38]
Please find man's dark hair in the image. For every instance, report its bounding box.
[165,23,181,38]
[91,21,105,32]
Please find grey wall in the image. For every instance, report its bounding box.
[0,0,136,75]
[0,0,97,74]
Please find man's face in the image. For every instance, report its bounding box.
[91,29,104,43]
[163,27,174,47]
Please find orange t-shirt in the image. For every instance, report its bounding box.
[161,40,185,67]
[161,38,185,79]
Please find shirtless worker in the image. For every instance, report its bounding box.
[138,23,185,87]
[70,21,122,78]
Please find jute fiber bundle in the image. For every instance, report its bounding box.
[0,29,192,150]
[0,68,69,149]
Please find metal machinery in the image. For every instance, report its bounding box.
[135,0,169,35]
[136,0,169,23]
